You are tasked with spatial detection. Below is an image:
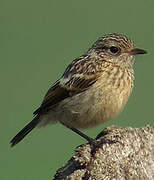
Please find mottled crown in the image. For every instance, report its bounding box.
[92,33,135,52]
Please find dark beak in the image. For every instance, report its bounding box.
[130,48,147,55]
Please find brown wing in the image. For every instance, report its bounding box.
[34,55,102,115]
[33,81,69,115]
[33,74,99,115]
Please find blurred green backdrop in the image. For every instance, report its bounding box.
[1,0,154,179]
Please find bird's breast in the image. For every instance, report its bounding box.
[95,67,134,120]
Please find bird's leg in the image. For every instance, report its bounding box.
[62,123,96,145]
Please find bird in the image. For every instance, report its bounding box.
[10,33,147,147]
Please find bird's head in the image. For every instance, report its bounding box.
[90,33,147,68]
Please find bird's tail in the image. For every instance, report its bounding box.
[10,117,39,147]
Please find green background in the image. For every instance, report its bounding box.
[1,0,154,179]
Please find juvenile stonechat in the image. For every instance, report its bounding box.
[10,33,147,147]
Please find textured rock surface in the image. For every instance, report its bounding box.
[54,126,154,180]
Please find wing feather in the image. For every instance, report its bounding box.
[33,81,69,115]
[33,75,99,115]
[34,55,102,115]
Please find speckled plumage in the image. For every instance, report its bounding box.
[10,33,147,146]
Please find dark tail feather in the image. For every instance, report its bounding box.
[10,117,39,147]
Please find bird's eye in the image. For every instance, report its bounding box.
[109,46,119,54]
